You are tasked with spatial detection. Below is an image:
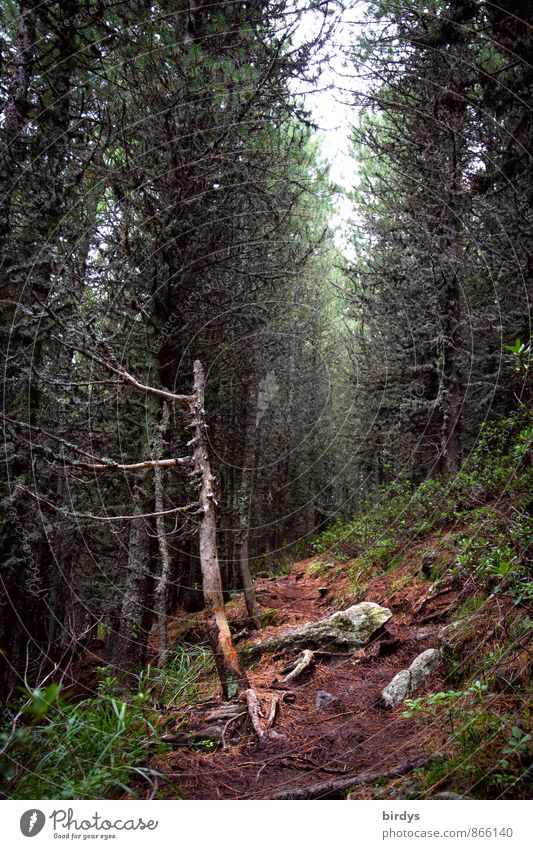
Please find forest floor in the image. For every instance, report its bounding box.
[148,541,464,800]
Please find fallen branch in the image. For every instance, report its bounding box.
[160,727,223,747]
[221,713,245,749]
[268,754,440,800]
[282,649,315,684]
[421,606,456,624]
[281,755,350,775]
[414,584,454,614]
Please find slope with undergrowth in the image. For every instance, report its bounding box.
[144,410,532,799]
[1,412,531,800]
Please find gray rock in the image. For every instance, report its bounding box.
[315,690,337,709]
[430,792,469,800]
[438,620,465,646]
[420,550,437,578]
[413,628,432,641]
[380,648,441,709]
[247,602,392,655]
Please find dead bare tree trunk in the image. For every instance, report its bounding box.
[190,360,249,699]
[20,350,251,701]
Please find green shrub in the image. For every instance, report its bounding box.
[1,645,209,800]
[404,682,533,799]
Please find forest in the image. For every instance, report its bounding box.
[0,0,531,803]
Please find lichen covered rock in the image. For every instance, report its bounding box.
[247,602,392,655]
[438,619,465,646]
[380,648,441,709]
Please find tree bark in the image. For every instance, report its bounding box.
[190,360,249,699]
[153,403,172,666]
[239,531,261,629]
[105,493,151,684]
[0,0,37,242]
[238,395,261,628]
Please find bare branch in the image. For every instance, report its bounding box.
[81,457,192,473]
[14,484,198,522]
[59,340,194,406]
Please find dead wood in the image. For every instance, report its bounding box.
[154,402,172,665]
[81,456,191,472]
[282,755,350,775]
[245,688,267,742]
[268,754,440,800]
[266,695,280,728]
[420,605,456,624]
[414,584,454,614]
[221,713,245,749]
[160,726,224,747]
[282,649,315,684]
[205,702,245,723]
[191,361,249,699]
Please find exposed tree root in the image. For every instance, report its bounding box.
[245,689,286,743]
[160,727,224,747]
[205,702,245,723]
[245,688,268,742]
[282,649,315,683]
[266,695,280,728]
[160,701,247,748]
[160,689,285,749]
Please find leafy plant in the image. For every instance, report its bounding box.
[499,726,532,767]
[405,681,532,799]
[0,644,211,799]
[308,559,337,577]
[191,738,217,753]
[504,338,532,378]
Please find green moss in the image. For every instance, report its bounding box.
[260,608,279,628]
[455,594,487,619]
[390,574,410,593]
[308,559,335,577]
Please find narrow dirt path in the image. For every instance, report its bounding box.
[151,551,458,799]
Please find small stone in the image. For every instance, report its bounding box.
[420,550,437,578]
[315,690,337,709]
[430,792,469,800]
